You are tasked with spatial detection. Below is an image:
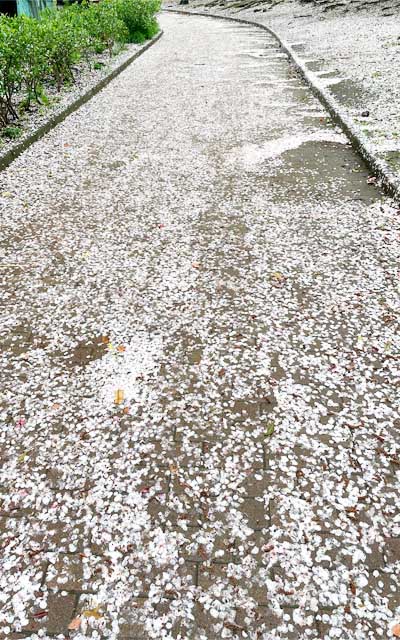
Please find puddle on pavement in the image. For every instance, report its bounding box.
[386,150,400,172]
[291,43,306,52]
[328,78,370,108]
[231,131,348,166]
[64,336,109,368]
[187,348,203,365]
[318,70,342,80]
[258,140,382,204]
[306,60,325,73]
[1,324,48,356]
[285,85,316,105]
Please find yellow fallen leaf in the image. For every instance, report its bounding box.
[18,452,28,463]
[68,617,82,630]
[2,191,12,198]
[82,607,102,620]
[114,389,124,405]
[272,271,285,282]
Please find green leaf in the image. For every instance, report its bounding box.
[265,422,275,438]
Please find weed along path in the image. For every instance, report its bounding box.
[0,11,399,640]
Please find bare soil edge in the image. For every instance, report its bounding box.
[165,8,400,203]
[0,30,163,173]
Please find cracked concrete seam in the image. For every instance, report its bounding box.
[0,31,163,175]
[165,8,400,203]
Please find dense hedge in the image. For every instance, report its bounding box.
[0,0,160,130]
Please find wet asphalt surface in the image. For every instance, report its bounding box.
[0,12,399,640]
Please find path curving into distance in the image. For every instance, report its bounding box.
[0,12,399,640]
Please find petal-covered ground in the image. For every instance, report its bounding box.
[0,12,399,640]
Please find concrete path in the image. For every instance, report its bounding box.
[0,12,399,640]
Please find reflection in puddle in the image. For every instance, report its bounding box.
[231,131,348,167]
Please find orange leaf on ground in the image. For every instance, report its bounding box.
[117,345,126,353]
[68,617,81,630]
[392,623,400,637]
[101,336,110,344]
[114,389,124,405]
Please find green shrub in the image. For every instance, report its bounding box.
[2,125,22,139]
[82,1,129,57]
[0,15,24,126]
[115,0,160,42]
[40,7,88,90]
[18,16,49,108]
[0,0,160,128]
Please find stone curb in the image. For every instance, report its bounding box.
[0,30,163,172]
[165,8,400,202]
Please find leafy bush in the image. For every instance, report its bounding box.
[0,0,160,128]
[82,1,129,56]
[2,125,22,139]
[18,16,50,108]
[115,0,160,43]
[0,15,24,126]
[40,9,85,90]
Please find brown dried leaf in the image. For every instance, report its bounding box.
[224,622,245,632]
[262,544,274,553]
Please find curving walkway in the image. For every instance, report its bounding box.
[0,12,399,640]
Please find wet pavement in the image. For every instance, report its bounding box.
[0,12,399,640]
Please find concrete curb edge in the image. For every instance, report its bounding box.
[0,30,163,173]
[165,8,400,202]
